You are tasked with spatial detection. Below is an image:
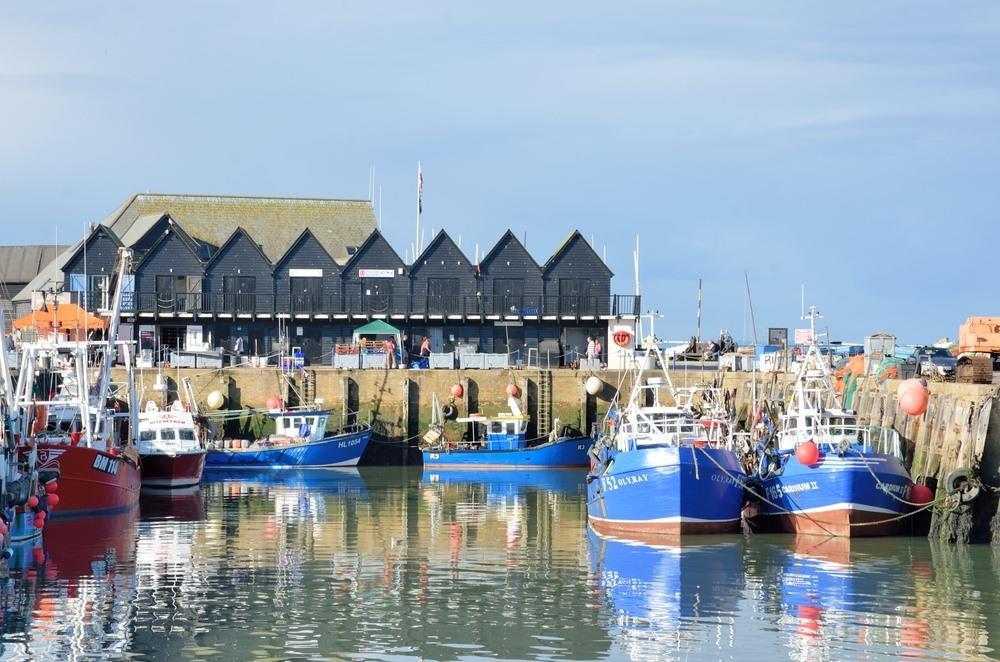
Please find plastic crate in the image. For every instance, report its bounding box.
[484,353,509,369]
[334,353,360,369]
[460,353,485,369]
[429,353,455,369]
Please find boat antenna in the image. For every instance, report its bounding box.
[696,278,702,346]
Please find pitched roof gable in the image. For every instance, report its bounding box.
[273,228,339,271]
[59,225,123,271]
[341,230,407,274]
[134,221,205,269]
[205,227,273,270]
[410,230,473,274]
[542,230,613,277]
[479,229,541,271]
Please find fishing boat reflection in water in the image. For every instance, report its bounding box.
[746,536,968,660]
[587,529,745,659]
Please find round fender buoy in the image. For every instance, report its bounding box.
[585,376,603,396]
[450,383,464,399]
[265,394,284,410]
[46,493,60,508]
[899,384,929,416]
[26,496,39,509]
[206,390,226,410]
[896,378,924,398]
[910,483,934,504]
[795,441,820,466]
[45,481,58,494]
[506,384,520,398]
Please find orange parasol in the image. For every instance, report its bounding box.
[13,303,108,333]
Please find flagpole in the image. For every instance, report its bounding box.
[415,161,422,255]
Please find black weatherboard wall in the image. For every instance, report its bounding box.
[542,231,613,316]
[477,230,544,315]
[62,225,122,289]
[134,226,205,302]
[409,231,476,315]
[340,230,409,313]
[204,228,273,312]
[273,229,341,313]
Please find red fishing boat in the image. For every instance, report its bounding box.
[12,247,142,517]
[137,405,206,488]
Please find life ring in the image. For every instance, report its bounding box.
[442,404,457,420]
[945,467,980,504]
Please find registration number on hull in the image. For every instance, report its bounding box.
[92,454,120,475]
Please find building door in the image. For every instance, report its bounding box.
[427,278,459,315]
[290,277,322,313]
[558,278,592,315]
[224,276,256,313]
[493,279,524,315]
[156,275,177,312]
[364,279,392,314]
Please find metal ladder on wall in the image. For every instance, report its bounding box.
[536,369,553,437]
[301,370,317,407]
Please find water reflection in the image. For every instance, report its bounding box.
[0,470,995,660]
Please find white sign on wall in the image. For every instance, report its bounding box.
[359,269,394,278]
[794,328,813,344]
[289,268,323,278]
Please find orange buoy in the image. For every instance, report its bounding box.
[506,384,520,398]
[45,481,58,494]
[900,384,929,416]
[795,441,820,466]
[265,395,284,410]
[46,494,59,508]
[26,495,39,509]
[450,383,464,398]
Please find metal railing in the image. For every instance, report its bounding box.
[96,290,641,318]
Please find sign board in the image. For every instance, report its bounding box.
[494,321,523,327]
[767,327,788,348]
[289,268,323,278]
[794,328,813,344]
[359,269,394,278]
[31,291,44,311]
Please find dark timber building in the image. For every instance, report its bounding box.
[14,193,639,365]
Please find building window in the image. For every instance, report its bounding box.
[224,276,256,313]
[290,276,322,313]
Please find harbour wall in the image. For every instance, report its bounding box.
[116,366,1000,543]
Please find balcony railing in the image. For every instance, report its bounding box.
[92,291,642,319]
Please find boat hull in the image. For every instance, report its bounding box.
[422,436,592,469]
[29,444,141,517]
[140,451,206,488]
[587,445,746,536]
[746,451,913,538]
[204,428,372,468]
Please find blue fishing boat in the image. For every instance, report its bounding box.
[420,394,591,469]
[746,308,917,538]
[587,346,748,536]
[205,410,371,468]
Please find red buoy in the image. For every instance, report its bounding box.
[795,441,820,466]
[36,510,46,520]
[506,384,520,398]
[265,394,284,410]
[46,494,59,508]
[109,447,120,457]
[45,481,58,494]
[26,495,39,509]
[34,518,44,530]
[910,483,934,504]
[450,383,464,399]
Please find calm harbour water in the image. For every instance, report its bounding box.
[2,468,998,661]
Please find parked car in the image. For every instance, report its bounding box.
[911,346,958,378]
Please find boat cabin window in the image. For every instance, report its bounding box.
[306,417,315,427]
[178,429,196,441]
[293,418,303,429]
[160,428,176,440]
[490,421,505,435]
[829,417,844,435]
[140,430,156,442]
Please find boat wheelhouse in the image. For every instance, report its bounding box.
[138,403,206,488]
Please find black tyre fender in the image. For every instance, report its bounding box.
[945,467,980,503]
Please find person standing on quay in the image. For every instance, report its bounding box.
[586,336,595,361]
[385,337,396,369]
[594,337,603,364]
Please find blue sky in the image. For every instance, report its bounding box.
[2,2,998,343]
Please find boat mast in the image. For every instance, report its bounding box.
[91,247,132,442]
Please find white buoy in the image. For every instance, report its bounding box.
[585,376,603,396]
[206,390,225,410]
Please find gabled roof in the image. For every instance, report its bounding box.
[542,230,613,277]
[59,225,123,270]
[98,193,376,263]
[0,245,68,286]
[353,319,400,336]
[409,230,473,274]
[119,213,170,249]
[205,227,273,270]
[273,228,339,270]
[479,229,541,271]
[134,221,205,269]
[341,229,406,274]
